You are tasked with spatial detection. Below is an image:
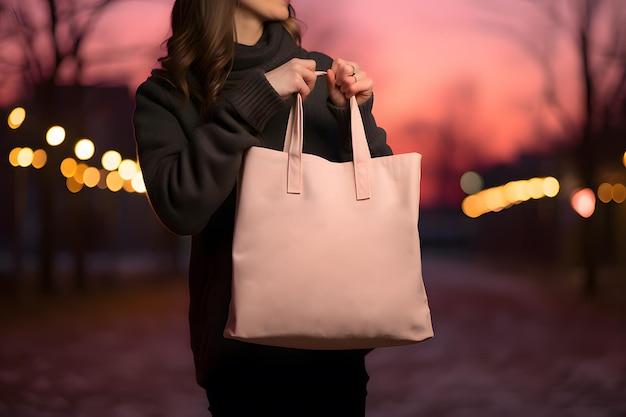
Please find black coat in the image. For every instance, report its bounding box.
[133,22,392,388]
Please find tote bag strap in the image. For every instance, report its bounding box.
[284,94,372,200]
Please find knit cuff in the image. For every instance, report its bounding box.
[224,69,286,133]
[327,96,378,151]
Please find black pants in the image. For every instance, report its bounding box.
[204,349,369,417]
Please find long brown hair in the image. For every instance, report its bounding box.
[158,0,301,118]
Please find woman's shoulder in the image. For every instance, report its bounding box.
[135,69,188,109]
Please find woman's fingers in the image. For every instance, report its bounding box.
[328,58,373,106]
[265,58,318,100]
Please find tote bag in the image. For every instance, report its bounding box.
[225,94,433,349]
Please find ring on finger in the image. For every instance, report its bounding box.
[352,74,358,83]
[350,64,356,76]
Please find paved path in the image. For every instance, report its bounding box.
[1,253,625,417]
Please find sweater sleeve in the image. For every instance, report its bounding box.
[133,70,285,236]
[328,95,393,159]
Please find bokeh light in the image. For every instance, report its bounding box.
[131,172,147,193]
[83,167,101,188]
[570,188,596,218]
[102,150,122,171]
[527,178,544,199]
[623,151,626,168]
[106,171,124,192]
[543,177,560,198]
[75,139,95,161]
[613,183,626,204]
[9,148,21,167]
[60,158,78,178]
[462,176,560,218]
[118,159,138,181]
[46,126,66,146]
[66,176,83,193]
[17,147,34,167]
[74,163,88,184]
[8,107,26,129]
[598,183,613,203]
[32,149,47,169]
[460,171,484,195]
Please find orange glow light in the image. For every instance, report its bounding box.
[106,171,124,192]
[598,183,612,204]
[73,163,88,184]
[60,158,78,178]
[83,167,101,188]
[613,184,626,204]
[32,149,47,169]
[66,176,83,193]
[9,148,21,167]
[570,188,596,218]
[8,107,26,129]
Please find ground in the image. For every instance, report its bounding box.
[1,252,625,417]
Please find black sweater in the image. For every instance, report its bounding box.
[133,22,392,386]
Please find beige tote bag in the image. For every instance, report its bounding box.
[225,94,433,349]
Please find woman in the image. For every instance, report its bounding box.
[133,0,392,415]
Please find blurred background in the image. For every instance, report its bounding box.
[1,0,625,416]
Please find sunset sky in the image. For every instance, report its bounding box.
[6,0,607,206]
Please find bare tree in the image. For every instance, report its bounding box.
[1,0,166,293]
[477,0,626,295]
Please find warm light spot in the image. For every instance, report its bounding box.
[461,195,484,218]
[106,170,124,192]
[483,188,507,212]
[101,150,122,171]
[9,148,21,167]
[60,158,78,178]
[46,126,66,146]
[527,177,544,199]
[598,183,613,203]
[8,107,26,129]
[123,180,135,193]
[73,163,88,184]
[613,183,626,204]
[75,138,95,160]
[503,181,525,203]
[83,167,101,188]
[32,149,47,169]
[460,171,483,195]
[131,172,146,193]
[118,159,138,180]
[542,177,560,198]
[570,188,596,218]
[17,147,34,167]
[623,151,626,168]
[66,176,83,193]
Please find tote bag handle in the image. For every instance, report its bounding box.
[283,94,372,200]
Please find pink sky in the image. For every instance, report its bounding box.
[8,0,591,207]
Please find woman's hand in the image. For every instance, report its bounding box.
[326,58,373,107]
[265,58,318,101]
